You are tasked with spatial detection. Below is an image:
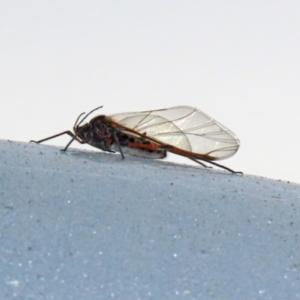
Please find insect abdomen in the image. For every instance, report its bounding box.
[113,133,167,159]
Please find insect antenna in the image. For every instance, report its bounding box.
[61,106,104,152]
[76,106,103,128]
[73,112,86,131]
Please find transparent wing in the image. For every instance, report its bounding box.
[109,105,240,160]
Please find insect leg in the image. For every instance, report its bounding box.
[188,153,242,174]
[184,156,209,168]
[30,131,84,144]
[31,131,86,153]
[61,136,78,152]
[203,160,243,174]
[164,145,242,174]
[113,133,125,159]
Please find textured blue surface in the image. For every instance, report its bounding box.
[1,140,300,299]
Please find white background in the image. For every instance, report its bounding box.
[1,1,299,183]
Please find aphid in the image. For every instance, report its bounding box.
[30,105,241,174]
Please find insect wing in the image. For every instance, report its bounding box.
[109,106,240,160]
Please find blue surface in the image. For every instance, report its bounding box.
[1,140,300,299]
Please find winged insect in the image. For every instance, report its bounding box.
[31,105,242,174]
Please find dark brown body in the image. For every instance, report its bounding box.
[76,115,167,159]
